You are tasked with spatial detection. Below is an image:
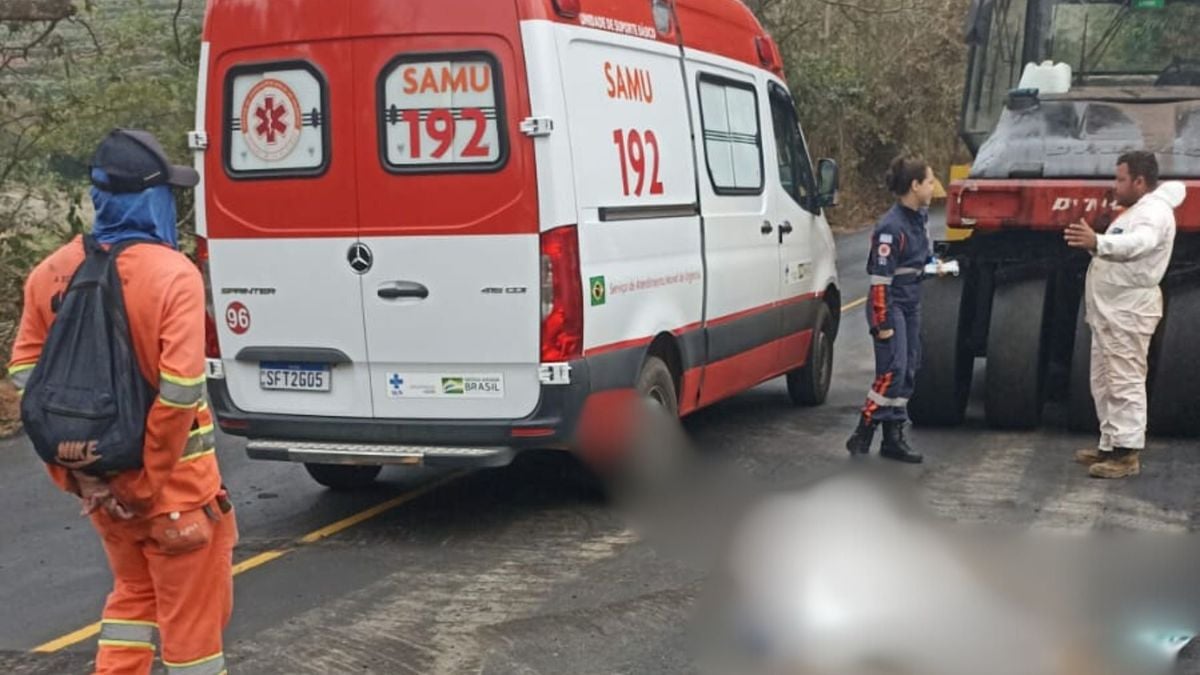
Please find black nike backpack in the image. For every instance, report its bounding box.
[21,235,158,475]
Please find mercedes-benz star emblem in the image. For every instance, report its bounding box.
[348,243,373,274]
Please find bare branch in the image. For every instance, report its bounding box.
[0,18,60,71]
[66,15,102,55]
[172,0,188,65]
[816,0,907,16]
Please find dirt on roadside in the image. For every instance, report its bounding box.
[0,380,21,438]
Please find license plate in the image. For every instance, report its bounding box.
[259,362,331,392]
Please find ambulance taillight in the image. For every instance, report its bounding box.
[540,226,583,362]
[195,235,222,359]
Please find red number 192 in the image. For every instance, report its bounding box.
[613,129,665,197]
[401,108,490,160]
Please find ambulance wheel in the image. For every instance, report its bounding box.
[1149,283,1200,436]
[1066,302,1099,433]
[617,356,686,495]
[787,303,833,406]
[985,275,1050,430]
[304,463,382,491]
[909,274,973,427]
[636,356,679,418]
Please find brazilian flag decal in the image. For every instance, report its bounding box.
[441,377,465,395]
[590,276,607,306]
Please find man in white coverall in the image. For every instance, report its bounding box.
[1065,151,1185,479]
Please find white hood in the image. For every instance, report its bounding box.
[1149,181,1186,209]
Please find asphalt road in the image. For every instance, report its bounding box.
[4,212,1200,674]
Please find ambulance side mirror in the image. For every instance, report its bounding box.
[817,158,840,209]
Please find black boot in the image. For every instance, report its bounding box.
[880,422,923,464]
[845,416,877,456]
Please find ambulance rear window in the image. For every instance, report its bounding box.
[377,52,508,173]
[224,61,330,179]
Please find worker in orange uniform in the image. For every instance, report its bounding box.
[7,129,236,675]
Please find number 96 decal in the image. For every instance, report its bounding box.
[225,302,251,335]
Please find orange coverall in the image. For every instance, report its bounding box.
[8,235,235,675]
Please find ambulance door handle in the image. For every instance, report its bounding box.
[761,221,774,235]
[377,282,429,301]
[778,221,793,243]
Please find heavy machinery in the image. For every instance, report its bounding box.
[910,0,1200,434]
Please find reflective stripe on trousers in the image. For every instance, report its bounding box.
[98,619,157,650]
[867,388,909,408]
[165,653,226,675]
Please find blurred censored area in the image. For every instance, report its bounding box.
[577,397,1200,675]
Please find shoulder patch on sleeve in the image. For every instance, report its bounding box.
[879,233,894,244]
[877,243,892,258]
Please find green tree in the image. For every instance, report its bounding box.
[747,0,971,227]
[1,0,203,356]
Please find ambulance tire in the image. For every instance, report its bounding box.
[1066,302,1099,434]
[304,463,383,491]
[611,355,687,498]
[985,275,1050,430]
[1149,283,1200,437]
[787,303,833,406]
[909,274,972,427]
[636,356,679,418]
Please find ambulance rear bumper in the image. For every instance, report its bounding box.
[244,440,516,468]
[205,360,593,458]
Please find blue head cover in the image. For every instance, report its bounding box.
[89,168,178,250]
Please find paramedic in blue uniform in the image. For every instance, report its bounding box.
[845,156,938,463]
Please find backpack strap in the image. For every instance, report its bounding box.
[82,233,102,254]
[69,235,112,290]
[70,235,162,350]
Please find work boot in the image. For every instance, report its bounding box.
[845,416,877,456]
[1074,448,1104,466]
[880,422,923,464]
[1089,448,1140,479]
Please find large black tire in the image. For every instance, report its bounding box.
[909,274,974,427]
[636,355,679,417]
[985,275,1051,430]
[1066,301,1100,433]
[1149,282,1200,436]
[787,303,834,406]
[304,463,382,490]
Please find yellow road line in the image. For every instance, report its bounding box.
[842,296,867,312]
[296,479,458,544]
[32,471,466,654]
[33,623,105,655]
[230,549,290,575]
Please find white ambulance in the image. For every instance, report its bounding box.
[195,0,842,489]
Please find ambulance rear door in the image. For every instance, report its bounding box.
[349,2,543,420]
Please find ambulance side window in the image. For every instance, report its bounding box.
[697,75,764,195]
[769,84,818,214]
[224,61,330,179]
